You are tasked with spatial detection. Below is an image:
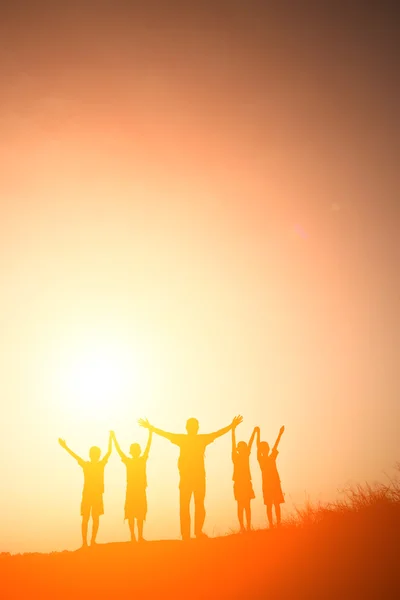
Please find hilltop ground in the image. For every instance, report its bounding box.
[1,479,400,599]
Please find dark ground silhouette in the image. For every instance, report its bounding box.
[1,476,399,599]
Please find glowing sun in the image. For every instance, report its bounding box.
[55,339,140,420]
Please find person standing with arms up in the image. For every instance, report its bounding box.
[110,429,152,543]
[139,415,243,541]
[58,432,113,548]
[255,425,285,528]
[231,422,256,533]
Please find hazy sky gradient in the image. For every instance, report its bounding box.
[0,3,398,553]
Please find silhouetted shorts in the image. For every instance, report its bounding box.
[81,491,104,518]
[233,480,255,503]
[125,487,147,521]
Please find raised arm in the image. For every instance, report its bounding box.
[210,415,243,442]
[254,427,261,460]
[143,429,153,459]
[58,439,84,465]
[231,425,237,460]
[110,431,127,460]
[138,419,181,444]
[102,431,113,463]
[272,426,285,452]
[248,427,257,453]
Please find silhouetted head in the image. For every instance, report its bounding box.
[259,441,270,456]
[89,446,101,462]
[237,441,249,455]
[130,443,141,458]
[186,418,199,436]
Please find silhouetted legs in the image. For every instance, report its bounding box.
[266,505,273,528]
[266,504,281,528]
[179,485,192,540]
[238,504,246,532]
[128,518,145,542]
[81,516,89,547]
[237,501,251,532]
[81,515,99,547]
[238,503,245,531]
[91,516,99,545]
[275,503,281,526]
[194,482,206,537]
[137,519,145,541]
[128,518,136,542]
[245,502,252,531]
[179,479,206,539]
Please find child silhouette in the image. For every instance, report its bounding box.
[58,432,112,548]
[231,422,256,533]
[111,429,152,542]
[255,426,285,528]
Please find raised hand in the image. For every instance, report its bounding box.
[58,438,67,449]
[109,430,115,438]
[138,418,153,430]
[231,415,243,429]
[279,426,285,435]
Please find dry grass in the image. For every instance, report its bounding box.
[281,464,400,530]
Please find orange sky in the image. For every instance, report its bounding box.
[0,4,398,553]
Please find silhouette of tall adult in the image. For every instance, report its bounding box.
[139,415,243,540]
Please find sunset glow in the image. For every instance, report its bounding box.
[0,3,398,561]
